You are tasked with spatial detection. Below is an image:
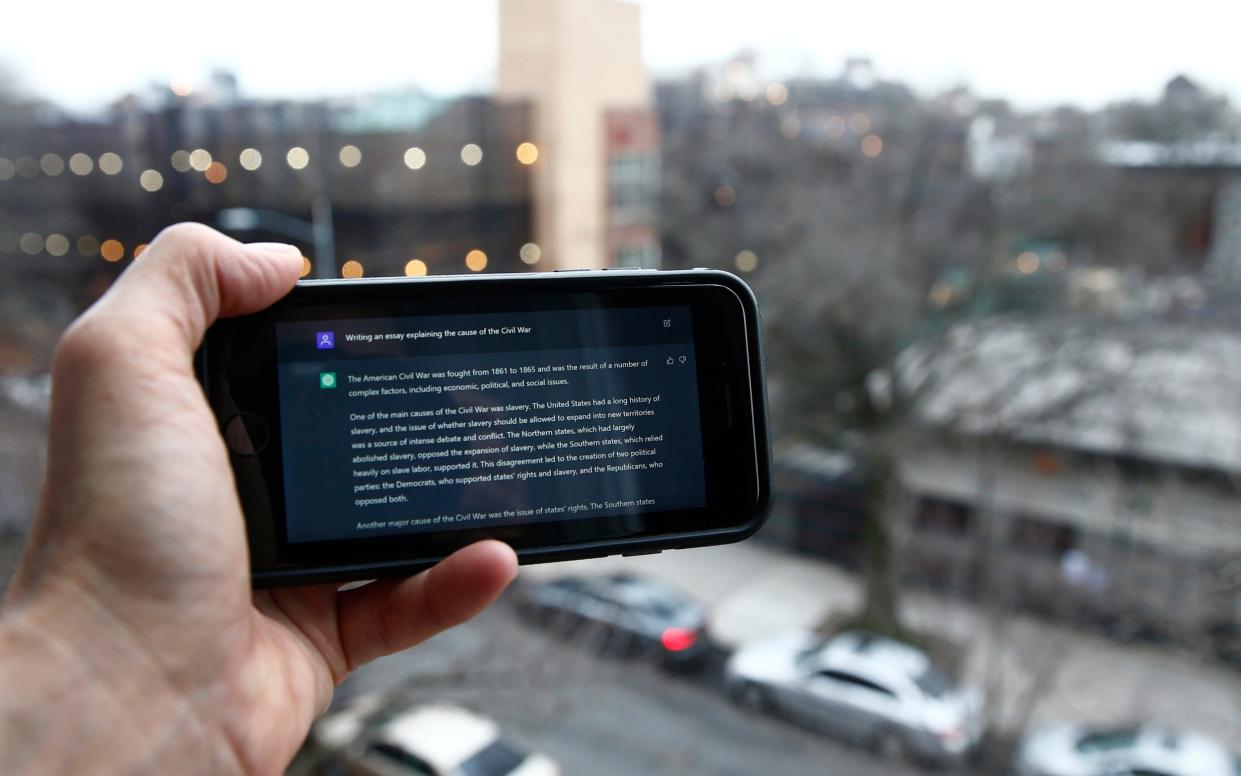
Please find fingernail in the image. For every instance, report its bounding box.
[246,242,301,258]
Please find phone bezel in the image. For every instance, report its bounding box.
[199,269,771,586]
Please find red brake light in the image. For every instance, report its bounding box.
[661,627,697,652]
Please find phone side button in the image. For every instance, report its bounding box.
[621,548,662,557]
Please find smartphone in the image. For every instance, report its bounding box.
[198,269,771,586]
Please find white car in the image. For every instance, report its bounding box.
[312,695,560,776]
[724,630,984,766]
[1015,723,1241,776]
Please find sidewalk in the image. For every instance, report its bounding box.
[522,540,1241,743]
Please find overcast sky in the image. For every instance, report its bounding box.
[6,1,1240,113]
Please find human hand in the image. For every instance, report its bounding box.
[0,223,517,774]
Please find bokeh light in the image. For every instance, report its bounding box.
[460,144,483,166]
[77,235,100,257]
[1016,251,1040,274]
[465,249,488,271]
[19,233,42,255]
[766,84,788,106]
[188,149,212,171]
[300,256,312,278]
[287,147,310,170]
[69,152,94,175]
[714,185,736,208]
[40,153,65,176]
[0,158,14,180]
[519,242,541,265]
[341,259,364,278]
[928,281,955,308]
[861,134,884,158]
[404,147,427,169]
[735,250,759,272]
[44,234,70,256]
[849,112,872,134]
[516,142,539,165]
[204,162,228,184]
[98,152,123,175]
[100,239,124,262]
[338,145,362,168]
[184,148,209,171]
[170,150,191,172]
[404,259,428,276]
[825,115,846,138]
[133,243,148,258]
[139,169,165,192]
[239,148,262,171]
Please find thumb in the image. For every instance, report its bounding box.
[89,222,302,358]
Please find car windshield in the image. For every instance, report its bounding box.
[367,742,436,775]
[458,739,527,776]
[609,581,688,617]
[913,665,953,699]
[4,3,1241,776]
[1076,728,1140,753]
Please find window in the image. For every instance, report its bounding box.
[913,497,974,536]
[608,152,660,225]
[1008,515,1077,556]
[913,666,952,699]
[613,241,661,268]
[1074,728,1139,754]
[365,742,437,775]
[458,740,527,776]
[816,670,895,697]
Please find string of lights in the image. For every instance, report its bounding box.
[0,227,544,277]
[0,142,541,186]
[0,140,544,273]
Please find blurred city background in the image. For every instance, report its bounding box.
[1,1,1239,774]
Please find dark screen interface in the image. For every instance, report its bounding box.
[275,306,706,543]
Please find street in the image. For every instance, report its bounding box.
[325,592,930,776]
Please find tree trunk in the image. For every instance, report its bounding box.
[856,449,904,637]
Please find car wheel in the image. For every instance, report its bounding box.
[551,611,583,636]
[870,729,909,763]
[518,602,550,625]
[600,627,630,657]
[730,681,771,712]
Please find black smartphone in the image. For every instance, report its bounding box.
[198,269,771,586]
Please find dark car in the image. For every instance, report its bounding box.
[514,573,711,666]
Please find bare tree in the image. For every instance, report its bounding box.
[659,75,997,635]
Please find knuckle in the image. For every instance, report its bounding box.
[149,221,219,255]
[51,314,119,383]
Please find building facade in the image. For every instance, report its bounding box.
[498,0,658,269]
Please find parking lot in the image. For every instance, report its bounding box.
[294,540,1241,775]
[317,591,934,776]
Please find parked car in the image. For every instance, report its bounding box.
[724,630,984,767]
[513,572,711,666]
[310,694,559,776]
[1014,723,1241,776]
[1206,620,1241,669]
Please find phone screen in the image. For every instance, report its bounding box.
[274,306,706,543]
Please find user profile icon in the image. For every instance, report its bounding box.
[316,331,335,350]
